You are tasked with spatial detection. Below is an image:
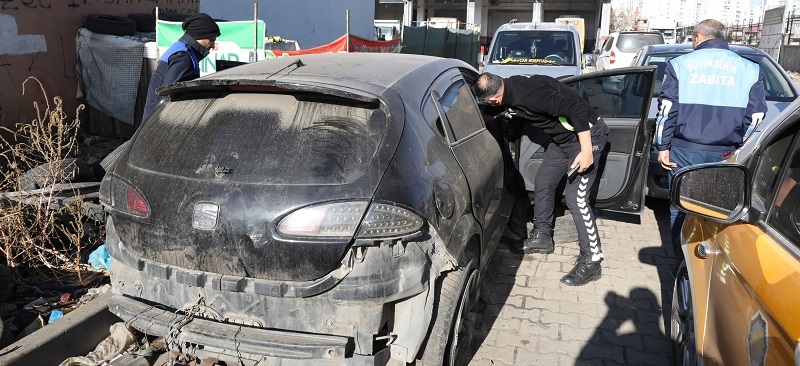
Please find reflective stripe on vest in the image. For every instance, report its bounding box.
[159,41,200,76]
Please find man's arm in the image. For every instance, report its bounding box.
[656,62,680,170]
[743,72,768,140]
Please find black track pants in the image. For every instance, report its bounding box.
[533,126,608,261]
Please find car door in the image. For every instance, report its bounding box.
[430,69,508,253]
[515,66,657,213]
[694,120,800,364]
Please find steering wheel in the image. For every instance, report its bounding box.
[544,54,564,64]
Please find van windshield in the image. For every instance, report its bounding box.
[489,30,576,66]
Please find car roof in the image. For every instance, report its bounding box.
[611,31,663,35]
[161,53,473,102]
[643,43,765,55]
[496,22,577,32]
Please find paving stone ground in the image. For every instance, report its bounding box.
[467,198,675,366]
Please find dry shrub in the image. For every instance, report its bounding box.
[0,77,100,282]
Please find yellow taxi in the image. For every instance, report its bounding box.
[670,101,800,365]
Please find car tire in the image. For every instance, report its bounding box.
[671,261,697,366]
[127,13,156,33]
[418,250,479,366]
[84,14,137,37]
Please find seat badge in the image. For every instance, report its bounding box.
[193,202,220,230]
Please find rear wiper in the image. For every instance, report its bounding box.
[264,59,306,80]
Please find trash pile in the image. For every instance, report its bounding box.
[0,281,111,349]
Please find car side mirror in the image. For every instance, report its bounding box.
[670,163,749,224]
[593,49,600,55]
[600,77,623,95]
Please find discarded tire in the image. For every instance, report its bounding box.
[127,13,156,33]
[84,14,137,36]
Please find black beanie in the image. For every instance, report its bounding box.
[182,13,221,40]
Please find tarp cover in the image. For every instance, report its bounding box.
[266,34,401,57]
[76,28,150,125]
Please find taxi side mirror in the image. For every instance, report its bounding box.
[670,163,749,224]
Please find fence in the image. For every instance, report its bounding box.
[400,22,481,67]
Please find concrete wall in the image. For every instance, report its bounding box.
[0,0,199,129]
[779,45,800,72]
[200,0,376,49]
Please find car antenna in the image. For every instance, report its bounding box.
[264,58,305,80]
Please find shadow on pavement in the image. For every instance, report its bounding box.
[639,197,677,334]
[578,288,671,365]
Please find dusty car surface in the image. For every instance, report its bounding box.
[100,53,515,365]
[670,97,800,365]
[630,44,799,199]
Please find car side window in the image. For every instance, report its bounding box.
[438,80,485,142]
[752,128,795,210]
[603,37,614,52]
[422,93,448,139]
[764,128,800,245]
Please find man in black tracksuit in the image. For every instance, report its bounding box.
[473,73,609,286]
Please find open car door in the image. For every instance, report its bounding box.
[515,66,657,213]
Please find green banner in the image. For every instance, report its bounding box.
[157,20,265,49]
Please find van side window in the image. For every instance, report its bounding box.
[764,128,800,244]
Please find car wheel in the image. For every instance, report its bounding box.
[419,250,479,366]
[671,261,697,366]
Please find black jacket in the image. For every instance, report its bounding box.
[502,75,602,144]
[143,34,210,118]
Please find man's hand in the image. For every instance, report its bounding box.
[658,150,678,170]
[572,151,594,173]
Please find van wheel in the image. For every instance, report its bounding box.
[671,261,696,366]
[419,251,479,366]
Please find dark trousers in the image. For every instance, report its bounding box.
[667,145,733,256]
[533,127,608,261]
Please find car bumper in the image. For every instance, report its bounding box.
[105,216,449,363]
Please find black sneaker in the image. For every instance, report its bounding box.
[560,252,602,286]
[512,230,554,255]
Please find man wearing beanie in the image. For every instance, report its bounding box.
[144,13,221,118]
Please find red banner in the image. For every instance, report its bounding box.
[268,34,401,57]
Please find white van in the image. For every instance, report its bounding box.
[483,21,582,78]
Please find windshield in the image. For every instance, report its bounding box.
[489,30,576,66]
[130,93,387,185]
[644,52,797,101]
[617,33,664,52]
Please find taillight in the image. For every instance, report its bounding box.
[355,203,423,238]
[277,201,424,239]
[104,176,150,217]
[126,188,149,216]
[610,50,616,64]
[278,201,368,237]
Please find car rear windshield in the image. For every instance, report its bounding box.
[489,30,577,66]
[129,93,387,185]
[645,52,797,101]
[617,33,664,53]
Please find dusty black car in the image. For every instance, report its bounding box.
[100,53,515,365]
[99,53,657,365]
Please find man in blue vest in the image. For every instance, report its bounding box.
[655,19,767,259]
[144,13,220,118]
